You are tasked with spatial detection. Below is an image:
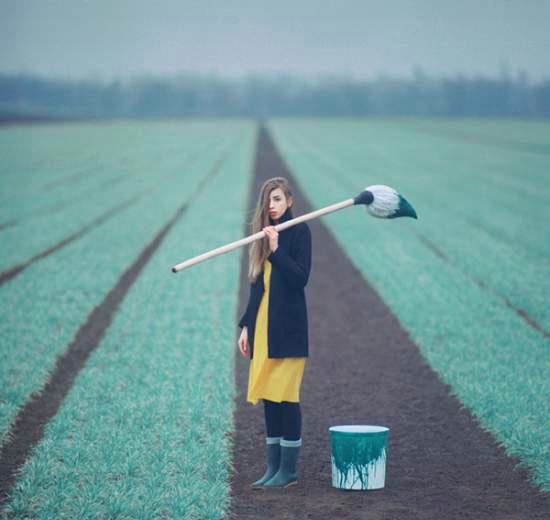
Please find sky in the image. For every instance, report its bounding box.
[2,0,550,82]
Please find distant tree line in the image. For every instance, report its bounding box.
[1,70,549,120]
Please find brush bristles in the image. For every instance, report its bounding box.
[364,185,418,219]
[365,185,399,218]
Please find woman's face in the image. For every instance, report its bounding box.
[268,187,292,220]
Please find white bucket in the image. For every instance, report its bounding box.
[329,425,390,490]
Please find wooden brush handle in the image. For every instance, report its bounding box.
[172,198,354,273]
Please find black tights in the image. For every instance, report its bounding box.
[263,399,301,441]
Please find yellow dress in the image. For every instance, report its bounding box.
[247,259,306,405]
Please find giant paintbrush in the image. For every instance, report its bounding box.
[172,185,417,273]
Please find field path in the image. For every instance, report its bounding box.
[229,127,550,519]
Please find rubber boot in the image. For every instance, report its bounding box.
[262,439,301,488]
[250,437,282,488]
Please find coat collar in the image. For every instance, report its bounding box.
[270,206,294,225]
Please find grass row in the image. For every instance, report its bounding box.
[0,121,232,200]
[404,117,550,151]
[0,123,106,195]
[2,121,255,519]
[0,124,232,270]
[271,119,550,329]
[269,118,550,490]
[0,121,243,444]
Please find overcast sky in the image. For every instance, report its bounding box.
[2,0,550,82]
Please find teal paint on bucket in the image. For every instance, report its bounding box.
[329,425,390,490]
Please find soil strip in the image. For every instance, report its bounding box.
[228,126,549,519]
[0,193,142,286]
[0,155,227,505]
[414,231,549,338]
[0,171,135,232]
[1,166,106,202]
[0,149,208,286]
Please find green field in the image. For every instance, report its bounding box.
[1,120,255,519]
[0,118,548,518]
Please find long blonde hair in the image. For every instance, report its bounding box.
[247,177,293,282]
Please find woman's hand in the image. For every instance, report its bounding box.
[238,326,249,358]
[263,226,279,253]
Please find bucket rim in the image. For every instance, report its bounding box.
[328,425,389,433]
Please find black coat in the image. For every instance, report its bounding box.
[238,207,312,359]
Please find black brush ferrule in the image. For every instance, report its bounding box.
[353,190,374,206]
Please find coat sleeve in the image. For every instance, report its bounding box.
[238,283,252,328]
[238,310,248,328]
[268,223,311,289]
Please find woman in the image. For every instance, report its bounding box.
[237,176,312,489]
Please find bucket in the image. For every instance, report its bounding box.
[329,425,390,490]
